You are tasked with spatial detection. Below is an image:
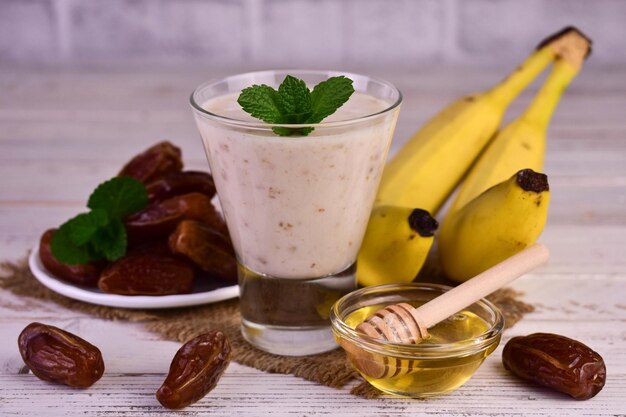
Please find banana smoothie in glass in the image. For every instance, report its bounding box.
[191,70,401,355]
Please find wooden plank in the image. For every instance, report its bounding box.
[1,312,623,416]
[0,369,623,416]
[1,267,623,415]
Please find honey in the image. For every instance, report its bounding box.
[343,302,499,397]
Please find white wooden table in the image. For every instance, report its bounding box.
[1,67,625,416]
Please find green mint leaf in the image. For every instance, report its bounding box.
[272,126,314,136]
[278,75,312,123]
[68,209,109,246]
[91,219,127,262]
[271,126,292,136]
[52,176,146,265]
[239,75,354,137]
[51,219,93,265]
[307,76,354,123]
[237,85,285,124]
[88,176,148,219]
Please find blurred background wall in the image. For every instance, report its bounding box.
[1,0,625,69]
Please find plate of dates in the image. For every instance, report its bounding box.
[29,246,239,309]
[28,141,242,308]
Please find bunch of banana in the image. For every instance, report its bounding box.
[375,27,588,214]
[439,169,550,282]
[448,29,591,213]
[356,27,591,287]
[439,29,591,282]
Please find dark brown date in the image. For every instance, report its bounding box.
[99,254,194,295]
[146,171,216,204]
[502,332,606,400]
[156,331,231,409]
[125,192,225,244]
[39,229,101,287]
[169,220,237,283]
[119,141,183,184]
[18,322,104,388]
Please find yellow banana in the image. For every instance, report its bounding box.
[448,33,591,213]
[439,169,550,282]
[375,27,589,215]
[357,28,588,288]
[357,207,437,287]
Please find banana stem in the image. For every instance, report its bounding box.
[521,59,579,129]
[486,47,554,107]
[487,27,591,107]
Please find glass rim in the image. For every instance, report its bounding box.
[189,69,403,130]
[329,283,504,359]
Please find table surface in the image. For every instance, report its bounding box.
[1,67,625,417]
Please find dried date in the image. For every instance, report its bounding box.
[39,229,100,287]
[125,192,226,244]
[18,322,104,388]
[169,220,237,283]
[119,141,183,184]
[156,331,231,409]
[146,171,216,203]
[99,254,194,295]
[502,332,606,400]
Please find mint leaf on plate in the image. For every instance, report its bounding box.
[52,213,127,265]
[91,219,127,262]
[51,176,148,265]
[238,75,355,137]
[88,176,148,219]
[51,219,94,265]
[68,209,109,246]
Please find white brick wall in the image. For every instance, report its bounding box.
[67,0,246,65]
[343,0,445,66]
[455,0,626,65]
[1,0,624,67]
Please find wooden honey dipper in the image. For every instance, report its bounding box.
[352,244,550,379]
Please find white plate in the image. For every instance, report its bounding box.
[29,247,239,309]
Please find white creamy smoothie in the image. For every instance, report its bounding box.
[195,91,398,279]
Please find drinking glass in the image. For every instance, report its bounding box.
[191,70,401,355]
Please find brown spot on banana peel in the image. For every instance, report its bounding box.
[536,26,592,69]
[408,209,438,237]
[516,169,549,193]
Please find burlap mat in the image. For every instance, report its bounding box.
[0,256,534,399]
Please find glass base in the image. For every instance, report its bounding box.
[239,263,356,356]
[241,319,339,356]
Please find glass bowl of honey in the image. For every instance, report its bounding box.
[330,283,504,398]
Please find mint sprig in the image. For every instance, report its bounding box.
[88,175,147,218]
[237,75,354,136]
[51,176,148,265]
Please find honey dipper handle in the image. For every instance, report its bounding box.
[415,244,550,329]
